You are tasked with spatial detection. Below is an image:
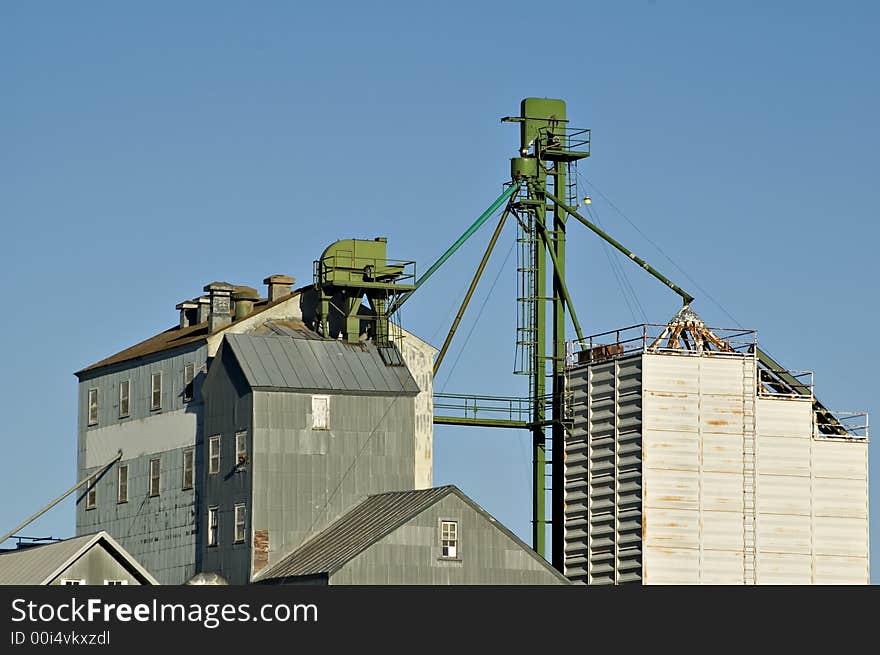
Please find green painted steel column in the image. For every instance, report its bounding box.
[551,157,567,573]
[532,174,548,558]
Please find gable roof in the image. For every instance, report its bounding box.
[75,288,306,377]
[253,486,569,583]
[0,531,158,585]
[223,332,420,395]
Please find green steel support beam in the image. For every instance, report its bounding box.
[534,216,585,344]
[389,181,522,314]
[434,205,512,376]
[433,416,530,429]
[546,192,695,305]
[532,168,548,559]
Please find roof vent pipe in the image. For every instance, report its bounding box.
[263,275,296,302]
[233,286,260,321]
[175,300,199,328]
[196,296,211,325]
[204,282,234,333]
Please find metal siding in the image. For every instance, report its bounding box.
[564,355,643,585]
[252,390,416,577]
[326,494,566,585]
[812,555,869,584]
[76,343,207,585]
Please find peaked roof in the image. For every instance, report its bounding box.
[75,288,306,376]
[224,332,420,395]
[0,531,158,585]
[253,486,569,583]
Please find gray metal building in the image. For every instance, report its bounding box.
[254,486,568,585]
[0,531,157,585]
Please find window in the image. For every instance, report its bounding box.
[150,372,162,410]
[182,448,194,490]
[208,435,221,475]
[61,579,84,586]
[440,521,458,559]
[234,504,246,543]
[87,388,98,426]
[117,465,128,503]
[118,380,130,418]
[184,362,195,402]
[312,395,330,430]
[104,580,128,586]
[86,474,97,510]
[235,431,248,466]
[149,458,160,497]
[207,506,219,546]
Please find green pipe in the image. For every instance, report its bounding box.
[434,206,511,376]
[389,181,522,313]
[534,217,586,344]
[546,192,695,305]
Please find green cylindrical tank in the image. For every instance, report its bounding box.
[511,157,538,181]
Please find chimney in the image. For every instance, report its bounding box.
[196,296,211,324]
[263,275,296,302]
[233,286,260,321]
[203,282,234,333]
[175,300,199,329]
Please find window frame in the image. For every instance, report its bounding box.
[61,579,84,586]
[182,448,194,490]
[207,506,219,547]
[311,394,330,430]
[103,580,128,586]
[208,435,221,475]
[150,372,162,411]
[148,458,161,497]
[440,520,459,560]
[87,388,98,426]
[117,464,129,504]
[118,380,130,419]
[235,431,248,466]
[85,474,97,510]
[234,503,246,544]
[183,362,195,402]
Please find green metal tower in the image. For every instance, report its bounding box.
[505,98,590,561]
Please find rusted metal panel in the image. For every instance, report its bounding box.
[643,429,699,470]
[643,546,699,584]
[757,514,812,555]
[702,471,744,513]
[643,508,699,550]
[702,433,744,473]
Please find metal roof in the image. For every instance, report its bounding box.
[0,531,158,585]
[253,486,570,583]
[75,287,308,377]
[224,332,419,395]
[254,487,456,580]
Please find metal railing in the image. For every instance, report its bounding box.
[758,369,814,399]
[538,126,591,155]
[313,256,416,287]
[565,323,757,368]
[814,410,869,441]
[433,393,545,423]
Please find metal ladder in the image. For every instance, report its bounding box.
[742,357,757,584]
[514,210,538,386]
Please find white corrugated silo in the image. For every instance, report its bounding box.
[563,307,869,585]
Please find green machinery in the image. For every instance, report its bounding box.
[314,237,415,346]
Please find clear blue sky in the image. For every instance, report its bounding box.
[2,2,877,581]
